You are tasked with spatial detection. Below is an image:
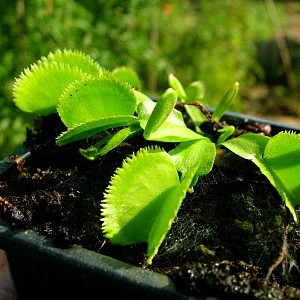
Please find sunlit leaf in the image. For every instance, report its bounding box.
[138,99,202,142]
[57,75,136,128]
[168,73,186,99]
[80,124,142,160]
[101,146,201,264]
[112,66,142,91]
[13,64,88,115]
[56,115,138,145]
[169,138,216,178]
[13,49,101,115]
[144,88,178,139]
[212,82,239,121]
[101,146,180,245]
[222,132,300,223]
[45,49,102,75]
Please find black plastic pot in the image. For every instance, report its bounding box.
[0,221,185,299]
[0,112,299,300]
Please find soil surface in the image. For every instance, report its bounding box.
[0,113,300,299]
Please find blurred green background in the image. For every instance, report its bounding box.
[1,0,300,159]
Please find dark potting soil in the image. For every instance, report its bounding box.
[0,114,299,299]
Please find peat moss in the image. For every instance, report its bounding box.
[0,114,299,299]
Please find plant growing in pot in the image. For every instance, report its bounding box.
[0,49,300,299]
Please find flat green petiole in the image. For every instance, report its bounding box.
[144,88,178,139]
[212,82,239,121]
[216,125,235,146]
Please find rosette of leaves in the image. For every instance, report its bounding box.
[11,49,300,265]
[12,49,142,149]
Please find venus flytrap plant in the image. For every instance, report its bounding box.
[11,49,300,265]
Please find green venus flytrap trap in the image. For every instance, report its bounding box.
[12,49,300,264]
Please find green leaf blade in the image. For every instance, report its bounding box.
[222,132,300,223]
[144,88,178,138]
[112,66,142,91]
[263,132,300,222]
[57,75,136,128]
[147,162,199,264]
[184,81,206,127]
[185,81,205,101]
[56,115,138,146]
[212,82,239,121]
[138,100,202,142]
[80,124,142,160]
[169,139,216,179]
[13,63,88,115]
[13,49,102,115]
[222,133,270,160]
[46,49,102,75]
[168,73,186,99]
[101,147,180,245]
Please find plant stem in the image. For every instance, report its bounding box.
[176,101,225,129]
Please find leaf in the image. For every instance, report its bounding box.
[262,132,300,223]
[138,99,202,142]
[144,88,178,139]
[13,63,89,115]
[168,73,186,99]
[216,125,235,146]
[101,147,180,245]
[57,75,136,128]
[112,66,142,91]
[184,80,206,127]
[169,139,216,178]
[212,82,239,121]
[45,49,102,75]
[134,90,153,106]
[221,133,270,160]
[222,132,300,223]
[169,74,206,129]
[101,146,201,264]
[185,81,205,101]
[80,124,142,160]
[146,161,200,264]
[56,115,138,146]
[13,49,101,115]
